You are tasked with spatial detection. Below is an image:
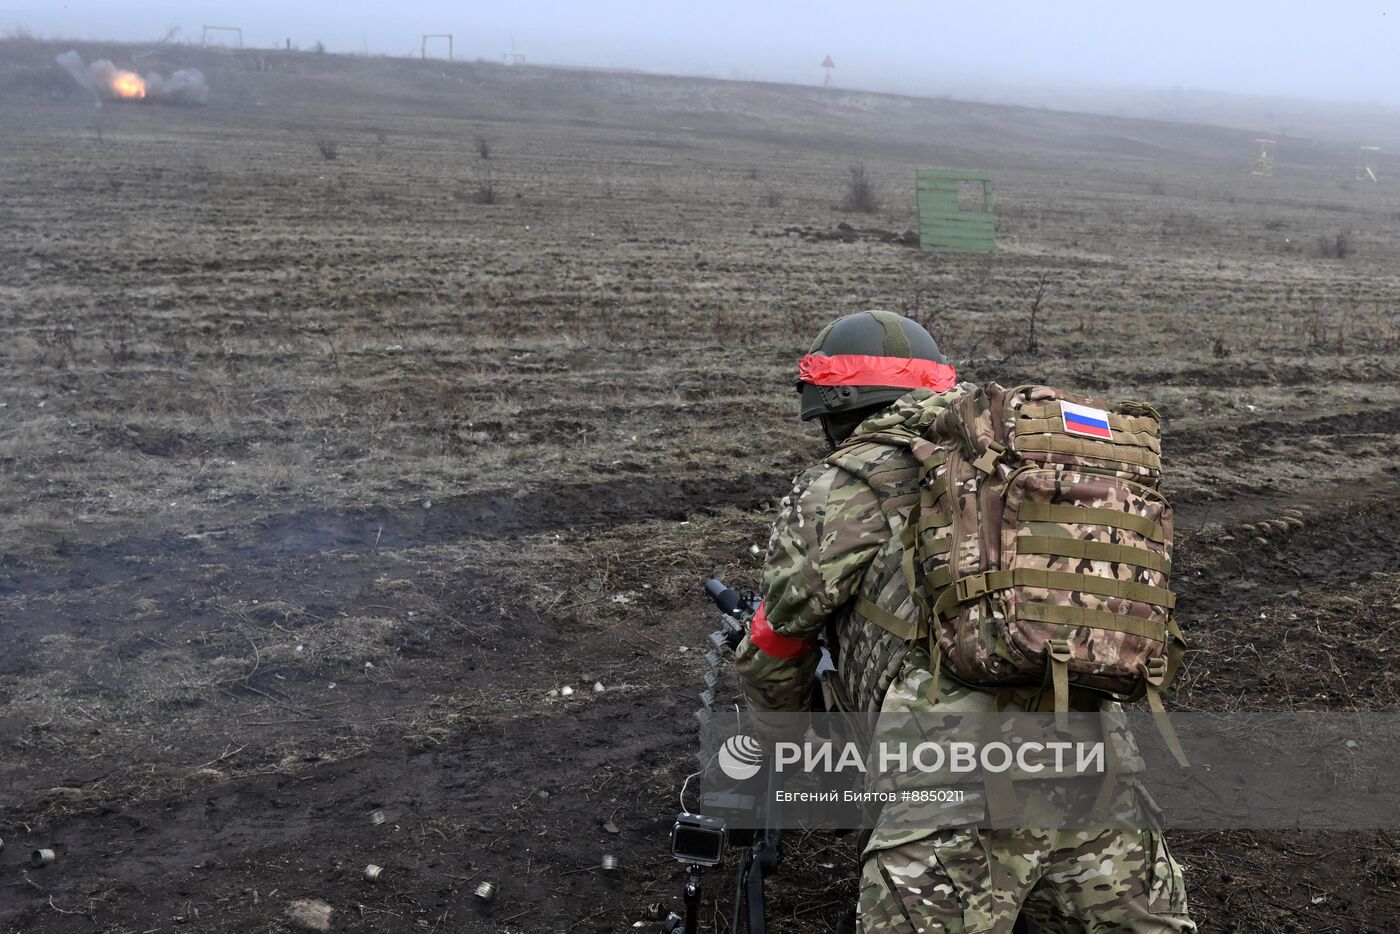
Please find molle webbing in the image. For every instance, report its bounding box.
[1017,403,1160,435]
[1018,502,1166,543]
[949,568,1176,609]
[1016,535,1170,574]
[1019,602,1168,642]
[1013,401,1163,471]
[1015,414,1162,451]
[1014,435,1161,470]
[930,568,1174,626]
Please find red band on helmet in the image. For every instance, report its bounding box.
[749,604,814,660]
[798,354,957,392]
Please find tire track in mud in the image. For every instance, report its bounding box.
[8,438,1399,612]
[1168,406,1400,460]
[1176,477,1400,618]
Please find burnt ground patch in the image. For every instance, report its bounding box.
[1,472,786,602]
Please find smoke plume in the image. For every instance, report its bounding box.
[56,50,209,105]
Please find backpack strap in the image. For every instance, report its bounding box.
[829,424,961,706]
[895,444,953,704]
[852,596,922,641]
[1039,640,1074,733]
[1143,663,1189,767]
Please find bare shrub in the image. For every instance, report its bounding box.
[785,305,811,336]
[1314,229,1353,259]
[37,326,76,369]
[1021,272,1051,355]
[476,136,491,160]
[315,137,338,161]
[106,323,135,363]
[3,23,35,40]
[840,164,879,214]
[472,177,497,204]
[1306,303,1329,350]
[905,287,952,351]
[1160,212,1215,240]
[761,189,783,208]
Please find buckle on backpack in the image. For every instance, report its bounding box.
[972,441,1008,476]
[1140,656,1168,687]
[1047,639,1073,664]
[955,574,989,602]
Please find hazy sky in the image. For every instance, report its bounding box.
[7,1,1400,106]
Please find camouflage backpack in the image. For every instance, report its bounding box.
[841,383,1186,724]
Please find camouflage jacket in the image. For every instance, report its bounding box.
[735,388,965,714]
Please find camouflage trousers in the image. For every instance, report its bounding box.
[858,825,1195,933]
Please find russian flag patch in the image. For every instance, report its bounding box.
[1060,401,1114,440]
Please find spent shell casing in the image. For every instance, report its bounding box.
[474,881,496,902]
[364,864,384,882]
[32,848,56,867]
[601,854,620,873]
[368,809,387,826]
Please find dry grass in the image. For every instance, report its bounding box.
[3,39,1400,932]
[839,163,880,213]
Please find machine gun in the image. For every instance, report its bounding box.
[665,579,783,934]
[668,579,1036,934]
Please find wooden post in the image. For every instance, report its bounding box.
[422,34,453,61]
[1358,146,1380,182]
[1252,139,1275,177]
[202,25,243,48]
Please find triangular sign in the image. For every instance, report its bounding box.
[821,55,835,69]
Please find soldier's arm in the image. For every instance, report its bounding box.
[734,464,889,713]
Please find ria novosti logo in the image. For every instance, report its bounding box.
[717,734,764,780]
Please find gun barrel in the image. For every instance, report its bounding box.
[705,579,745,618]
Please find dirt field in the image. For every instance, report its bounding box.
[3,39,1400,933]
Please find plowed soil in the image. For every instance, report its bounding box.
[2,39,1399,933]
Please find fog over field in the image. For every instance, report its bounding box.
[7,0,1400,139]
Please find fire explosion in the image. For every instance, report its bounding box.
[55,50,208,106]
[110,70,146,100]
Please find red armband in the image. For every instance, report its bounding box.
[749,603,815,660]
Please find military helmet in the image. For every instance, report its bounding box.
[798,310,953,421]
